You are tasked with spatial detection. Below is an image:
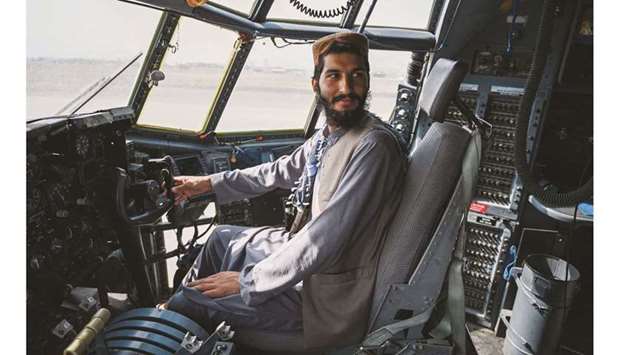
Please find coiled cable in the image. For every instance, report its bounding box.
[288,0,361,19]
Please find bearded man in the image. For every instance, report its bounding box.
[165,32,407,349]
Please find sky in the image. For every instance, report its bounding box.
[27,0,435,68]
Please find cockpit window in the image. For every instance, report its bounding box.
[355,0,436,29]
[215,38,315,133]
[26,0,160,119]
[216,40,412,132]
[137,18,238,131]
[367,50,412,121]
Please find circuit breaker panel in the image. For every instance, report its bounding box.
[443,85,524,328]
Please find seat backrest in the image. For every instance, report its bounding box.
[369,58,480,333]
[417,59,469,124]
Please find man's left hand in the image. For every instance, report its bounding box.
[188,272,241,298]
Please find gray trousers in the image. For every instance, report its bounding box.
[167,225,303,332]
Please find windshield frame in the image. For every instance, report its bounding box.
[129,11,179,124]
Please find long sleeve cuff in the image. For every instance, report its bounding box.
[208,171,228,198]
[239,264,258,306]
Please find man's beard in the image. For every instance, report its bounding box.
[317,90,371,129]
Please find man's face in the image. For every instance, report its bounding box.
[312,52,369,128]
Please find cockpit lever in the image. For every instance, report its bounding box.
[453,96,493,137]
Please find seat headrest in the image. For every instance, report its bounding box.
[417,59,468,123]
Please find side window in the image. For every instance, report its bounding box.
[218,40,414,131]
[216,38,316,133]
[367,50,412,121]
[137,17,238,131]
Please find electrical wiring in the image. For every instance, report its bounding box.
[269,37,314,48]
[288,0,361,19]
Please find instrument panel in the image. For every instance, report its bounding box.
[27,108,135,354]
[127,133,303,228]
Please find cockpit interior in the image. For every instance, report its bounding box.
[25,0,593,354]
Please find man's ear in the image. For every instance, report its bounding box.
[311,78,319,93]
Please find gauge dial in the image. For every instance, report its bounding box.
[27,188,42,212]
[27,154,38,181]
[49,183,71,209]
[91,133,107,158]
[75,134,90,158]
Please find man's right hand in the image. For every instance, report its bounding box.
[171,176,213,205]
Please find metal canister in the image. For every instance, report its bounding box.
[502,254,580,355]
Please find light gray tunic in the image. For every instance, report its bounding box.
[176,122,405,334]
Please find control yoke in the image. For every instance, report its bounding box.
[114,156,176,226]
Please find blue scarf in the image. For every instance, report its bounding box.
[290,132,329,211]
[289,122,350,212]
